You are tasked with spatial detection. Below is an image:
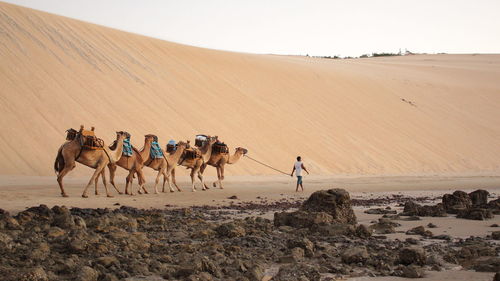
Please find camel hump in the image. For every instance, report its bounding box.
[213,141,229,154]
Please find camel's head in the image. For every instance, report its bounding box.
[177,141,188,149]
[145,134,156,143]
[208,135,217,145]
[116,131,130,140]
[236,147,248,155]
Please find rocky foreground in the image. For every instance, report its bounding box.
[1,189,500,281]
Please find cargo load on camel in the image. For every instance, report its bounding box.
[150,136,164,158]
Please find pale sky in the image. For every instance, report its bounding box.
[3,0,500,57]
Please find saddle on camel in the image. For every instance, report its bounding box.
[66,126,104,150]
[212,140,229,154]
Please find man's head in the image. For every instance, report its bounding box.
[297,156,301,161]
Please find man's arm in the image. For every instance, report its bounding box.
[301,163,309,175]
[291,166,295,177]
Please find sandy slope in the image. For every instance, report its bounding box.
[1,2,500,178]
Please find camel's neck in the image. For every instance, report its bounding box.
[167,145,186,161]
[227,151,244,164]
[200,142,213,162]
[141,140,152,161]
[108,137,124,163]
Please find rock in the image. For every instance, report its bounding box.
[370,218,399,234]
[51,205,75,229]
[427,223,437,228]
[494,272,500,281]
[473,257,500,272]
[77,266,98,281]
[457,208,493,220]
[301,188,356,224]
[442,191,472,214]
[0,232,13,250]
[469,189,490,206]
[274,211,333,228]
[228,195,239,199]
[287,237,314,257]
[399,247,426,265]
[216,222,246,238]
[355,224,372,238]
[493,231,500,240]
[402,201,446,217]
[20,267,48,281]
[399,265,425,278]
[46,226,65,238]
[431,234,451,241]
[314,223,355,236]
[406,226,433,238]
[273,263,321,281]
[364,208,397,215]
[96,256,120,267]
[31,242,50,261]
[341,246,369,264]
[0,209,21,230]
[491,224,499,227]
[280,247,305,263]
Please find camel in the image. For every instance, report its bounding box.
[106,134,155,195]
[178,136,217,192]
[54,128,127,198]
[200,146,248,189]
[142,140,189,194]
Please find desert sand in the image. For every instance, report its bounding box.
[1,2,500,179]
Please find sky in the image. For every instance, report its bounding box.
[3,0,500,57]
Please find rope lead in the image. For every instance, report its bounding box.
[243,155,289,176]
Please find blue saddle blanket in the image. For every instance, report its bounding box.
[122,137,133,156]
[150,141,164,158]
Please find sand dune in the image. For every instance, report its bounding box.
[1,2,500,178]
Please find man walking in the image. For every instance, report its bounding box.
[291,156,309,192]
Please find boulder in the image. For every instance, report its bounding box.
[406,226,433,238]
[287,237,314,257]
[398,265,425,278]
[364,208,397,215]
[355,224,372,238]
[216,222,246,238]
[274,211,333,228]
[77,266,98,281]
[20,267,48,281]
[399,247,426,266]
[457,208,493,220]
[492,231,500,240]
[301,189,356,224]
[370,218,399,234]
[494,272,500,281]
[402,201,446,217]
[442,191,472,214]
[341,246,369,264]
[273,263,321,281]
[473,257,500,272]
[469,189,490,206]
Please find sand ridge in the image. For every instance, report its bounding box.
[1,2,500,179]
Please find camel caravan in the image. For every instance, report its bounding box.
[54,126,248,198]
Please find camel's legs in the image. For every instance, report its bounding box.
[195,166,207,191]
[190,168,197,192]
[219,165,225,189]
[82,163,106,198]
[101,169,113,197]
[126,171,136,195]
[153,169,162,194]
[163,167,175,193]
[108,164,123,195]
[171,168,182,192]
[56,162,75,197]
[137,169,148,194]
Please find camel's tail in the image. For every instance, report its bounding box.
[54,146,65,175]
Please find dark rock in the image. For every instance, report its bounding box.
[457,208,493,220]
[492,231,500,240]
[491,224,499,227]
[273,263,321,281]
[406,226,433,238]
[341,246,369,264]
[314,223,355,236]
[355,224,372,238]
[77,266,98,281]
[216,222,246,238]
[442,191,472,214]
[287,237,314,257]
[469,189,490,206]
[399,247,426,265]
[494,272,500,281]
[20,267,48,281]
[301,188,356,224]
[280,247,305,263]
[402,201,446,217]
[398,265,425,278]
[228,195,239,199]
[427,223,437,228]
[473,257,500,272]
[431,234,451,241]
[274,211,333,228]
[364,208,397,215]
[370,218,399,234]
